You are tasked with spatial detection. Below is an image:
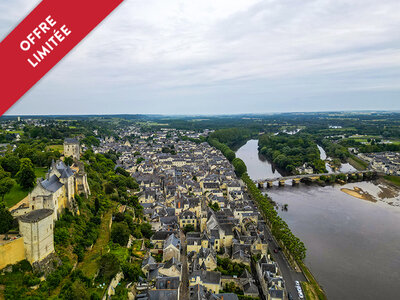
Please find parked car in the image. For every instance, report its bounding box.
[288,292,293,300]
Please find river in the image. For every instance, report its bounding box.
[236,140,400,300]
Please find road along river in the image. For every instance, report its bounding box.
[236,140,400,300]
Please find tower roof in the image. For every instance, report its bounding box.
[19,209,53,223]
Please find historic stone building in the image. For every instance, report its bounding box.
[18,209,54,264]
[64,138,80,160]
[28,160,89,220]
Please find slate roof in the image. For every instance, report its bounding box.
[190,270,221,285]
[152,230,177,241]
[41,174,63,192]
[55,160,74,178]
[147,289,178,300]
[155,276,180,290]
[164,233,181,249]
[64,138,79,144]
[19,209,53,223]
[269,289,284,299]
[142,255,156,268]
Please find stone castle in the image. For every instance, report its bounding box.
[1,139,90,270]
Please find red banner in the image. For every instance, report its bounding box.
[0,0,124,116]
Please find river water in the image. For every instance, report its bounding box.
[236,140,400,300]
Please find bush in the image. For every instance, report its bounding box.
[183,224,195,233]
[98,253,120,282]
[111,223,130,246]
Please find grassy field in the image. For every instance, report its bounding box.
[4,184,28,208]
[383,175,400,187]
[46,144,64,152]
[109,243,129,263]
[35,167,47,178]
[4,167,49,208]
[1,130,24,135]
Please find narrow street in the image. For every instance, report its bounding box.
[244,190,307,299]
[179,230,189,300]
[264,224,307,299]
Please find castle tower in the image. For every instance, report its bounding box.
[18,209,54,264]
[63,138,80,160]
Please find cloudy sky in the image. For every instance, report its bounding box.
[1,0,400,115]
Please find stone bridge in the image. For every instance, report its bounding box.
[255,170,372,188]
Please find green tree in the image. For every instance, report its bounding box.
[111,223,130,246]
[0,177,15,201]
[1,155,21,176]
[16,158,36,190]
[104,182,115,194]
[0,204,14,233]
[225,150,236,162]
[64,156,73,166]
[121,262,143,282]
[140,222,153,239]
[70,280,90,300]
[98,253,120,282]
[232,158,247,176]
[183,224,195,233]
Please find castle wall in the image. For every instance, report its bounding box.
[0,237,25,270]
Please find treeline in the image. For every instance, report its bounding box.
[208,138,247,176]
[242,174,306,261]
[259,133,326,174]
[208,138,236,162]
[321,139,349,161]
[209,128,253,149]
[357,143,400,153]
[336,138,400,154]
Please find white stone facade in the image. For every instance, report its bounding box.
[18,209,54,264]
[64,138,80,160]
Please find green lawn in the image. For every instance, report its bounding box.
[1,130,24,135]
[109,243,129,263]
[46,144,64,152]
[4,168,48,208]
[4,184,28,208]
[35,167,47,178]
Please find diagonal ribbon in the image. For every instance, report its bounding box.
[0,0,124,116]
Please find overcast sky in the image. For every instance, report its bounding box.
[1,0,400,115]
